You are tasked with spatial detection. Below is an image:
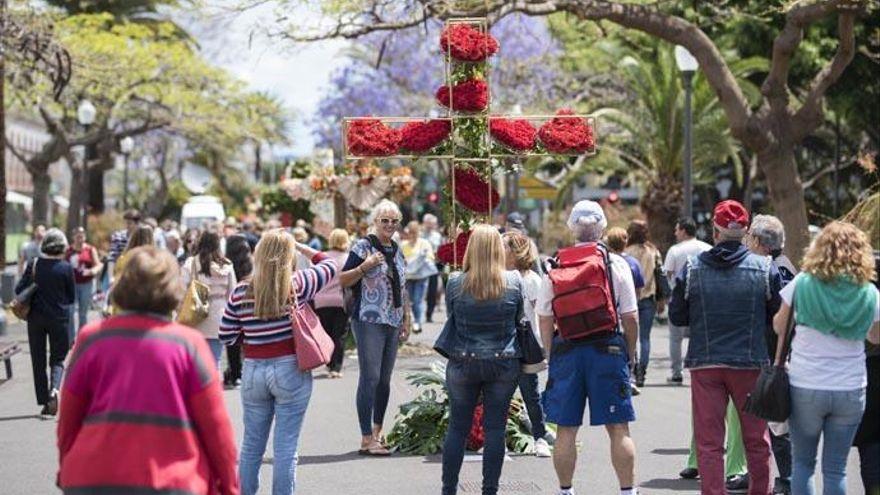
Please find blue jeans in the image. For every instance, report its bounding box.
[790,386,866,495]
[352,320,399,436]
[239,355,313,495]
[518,372,547,440]
[406,278,429,326]
[636,297,656,369]
[442,358,520,495]
[67,282,94,343]
[206,338,223,371]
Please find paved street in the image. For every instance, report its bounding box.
[0,309,864,494]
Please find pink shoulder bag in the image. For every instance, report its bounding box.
[290,288,334,371]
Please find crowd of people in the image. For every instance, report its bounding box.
[12,196,879,495]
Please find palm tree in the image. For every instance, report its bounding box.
[558,40,765,251]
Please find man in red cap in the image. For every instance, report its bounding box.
[668,200,783,495]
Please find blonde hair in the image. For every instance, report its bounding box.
[503,231,536,271]
[406,220,421,238]
[251,229,297,319]
[328,228,350,251]
[802,222,875,285]
[605,227,628,253]
[462,224,506,301]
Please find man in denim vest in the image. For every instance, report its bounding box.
[669,200,782,495]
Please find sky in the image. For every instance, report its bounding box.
[190,2,346,158]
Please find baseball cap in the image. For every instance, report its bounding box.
[713,200,749,233]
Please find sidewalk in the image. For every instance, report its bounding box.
[0,309,864,494]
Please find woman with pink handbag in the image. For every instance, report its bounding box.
[219,229,337,495]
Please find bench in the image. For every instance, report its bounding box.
[0,341,21,380]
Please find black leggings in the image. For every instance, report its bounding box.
[27,312,70,405]
[316,307,348,372]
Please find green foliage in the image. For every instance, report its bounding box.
[159,179,192,220]
[259,186,314,222]
[386,361,544,456]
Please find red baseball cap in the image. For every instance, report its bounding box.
[713,200,749,231]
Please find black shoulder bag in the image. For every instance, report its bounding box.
[744,295,796,422]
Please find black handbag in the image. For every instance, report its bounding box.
[517,318,544,366]
[744,296,796,422]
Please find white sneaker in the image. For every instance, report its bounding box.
[534,438,552,457]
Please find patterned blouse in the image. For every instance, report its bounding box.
[343,237,406,327]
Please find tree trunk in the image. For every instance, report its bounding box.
[757,147,811,264]
[32,172,52,227]
[66,166,84,237]
[254,143,262,182]
[87,167,105,214]
[640,175,683,255]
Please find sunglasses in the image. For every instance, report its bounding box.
[378,218,401,225]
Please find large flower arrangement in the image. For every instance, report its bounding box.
[439,24,498,62]
[453,167,500,214]
[436,79,489,112]
[308,168,339,199]
[386,362,550,455]
[399,119,451,153]
[347,119,401,156]
[437,230,472,267]
[489,118,537,152]
[538,109,595,154]
[389,166,416,201]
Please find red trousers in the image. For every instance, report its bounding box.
[691,368,771,495]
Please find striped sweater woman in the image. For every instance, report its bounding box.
[218,230,336,495]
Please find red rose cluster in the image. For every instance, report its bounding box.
[466,404,485,451]
[538,109,596,154]
[347,119,401,156]
[453,166,500,214]
[436,79,489,112]
[399,119,452,153]
[489,118,537,152]
[440,24,499,62]
[437,230,472,267]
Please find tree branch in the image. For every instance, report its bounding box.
[792,8,858,140]
[761,0,847,115]
[801,155,857,190]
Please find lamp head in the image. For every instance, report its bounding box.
[674,45,698,73]
[77,100,97,126]
[119,136,134,154]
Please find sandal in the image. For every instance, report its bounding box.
[358,444,391,456]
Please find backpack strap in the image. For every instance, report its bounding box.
[596,242,621,334]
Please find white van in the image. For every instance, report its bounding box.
[180,195,226,230]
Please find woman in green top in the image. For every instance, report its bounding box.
[773,222,880,495]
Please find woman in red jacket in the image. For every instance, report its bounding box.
[57,246,239,495]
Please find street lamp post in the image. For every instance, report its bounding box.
[674,46,698,219]
[76,100,97,228]
[119,136,134,210]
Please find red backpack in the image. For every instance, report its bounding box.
[547,243,618,340]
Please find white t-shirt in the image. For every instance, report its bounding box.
[514,269,543,343]
[663,238,712,288]
[780,279,880,391]
[536,251,638,321]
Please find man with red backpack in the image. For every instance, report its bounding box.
[537,200,641,495]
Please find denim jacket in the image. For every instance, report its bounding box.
[434,271,522,360]
[669,241,782,369]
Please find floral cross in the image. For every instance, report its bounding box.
[342,18,598,265]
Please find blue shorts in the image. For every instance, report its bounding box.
[542,334,636,427]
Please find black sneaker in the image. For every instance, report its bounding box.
[726,474,749,493]
[679,467,699,479]
[635,364,646,387]
[666,375,684,385]
[773,478,791,494]
[45,389,59,416]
